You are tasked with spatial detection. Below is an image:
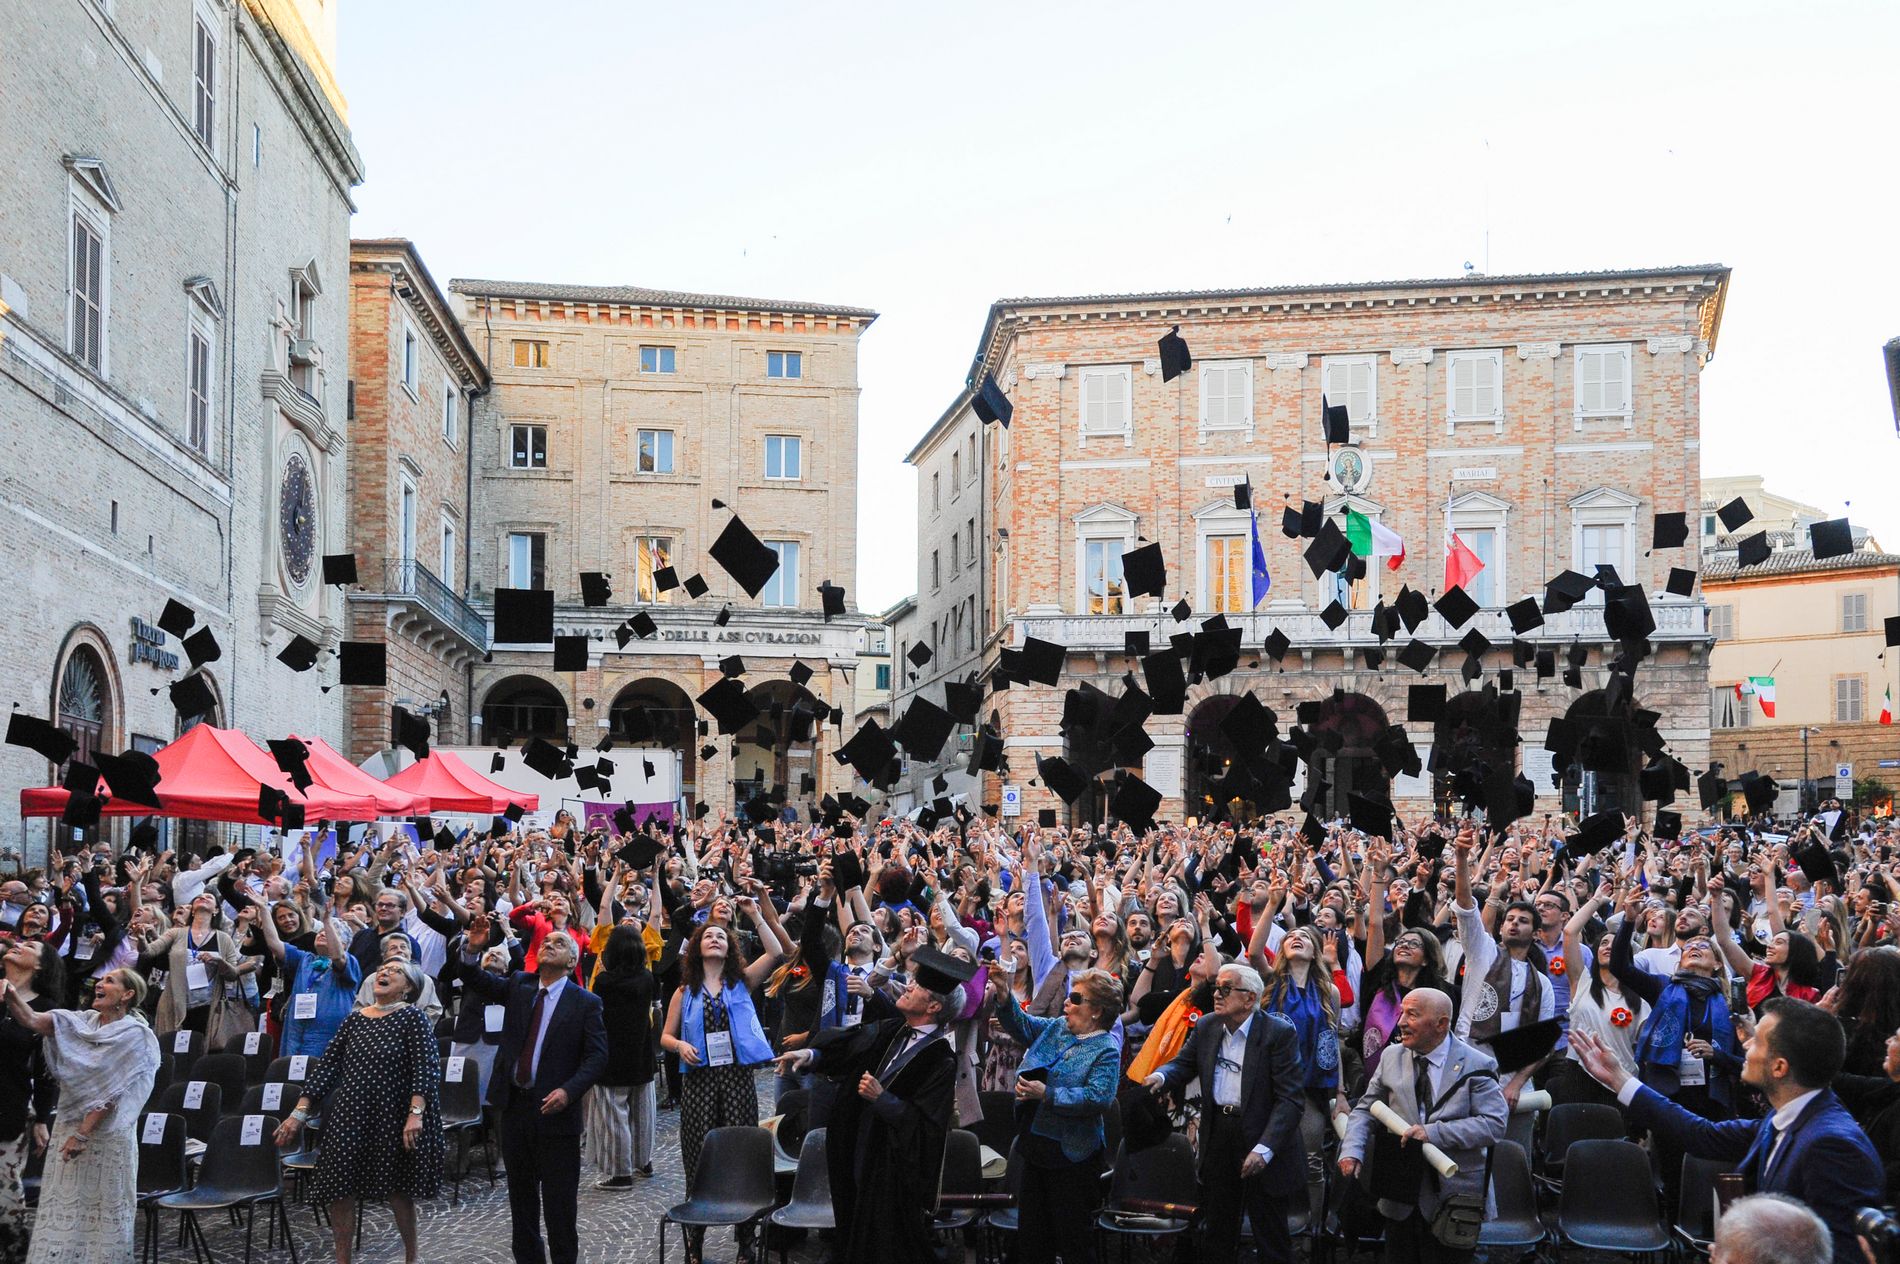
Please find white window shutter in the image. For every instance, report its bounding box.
[1579,350,1604,412]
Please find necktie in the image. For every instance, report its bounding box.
[1413,1054,1434,1122]
[1758,1122,1781,1182]
[515,988,548,1088]
[847,967,864,1015]
[882,1029,918,1078]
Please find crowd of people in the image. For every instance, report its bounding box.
[3,797,1900,1264]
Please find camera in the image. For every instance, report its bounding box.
[1858,1207,1900,1263]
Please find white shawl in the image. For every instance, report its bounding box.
[43,1008,163,1118]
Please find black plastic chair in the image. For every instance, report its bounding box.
[157,1079,224,1144]
[1538,1100,1625,1191]
[238,1081,300,1117]
[766,1128,832,1264]
[221,1029,277,1084]
[1557,1138,1671,1258]
[145,1050,175,1114]
[165,1029,208,1083]
[977,1143,1025,1264]
[769,1088,811,1177]
[1095,1135,1200,1263]
[265,1053,314,1086]
[930,1128,985,1235]
[1675,1153,1731,1257]
[659,1125,775,1264]
[136,1112,190,1264]
[969,1090,1017,1156]
[1477,1140,1547,1255]
[440,1065,495,1204]
[19,1140,44,1208]
[194,1052,250,1115]
[154,1114,299,1264]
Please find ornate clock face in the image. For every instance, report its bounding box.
[279,453,317,587]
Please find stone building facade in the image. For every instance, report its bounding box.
[449,279,875,818]
[893,266,1729,825]
[0,0,360,866]
[343,240,491,762]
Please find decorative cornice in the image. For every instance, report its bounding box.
[1263,352,1308,370]
[1646,335,1695,355]
[260,371,340,453]
[1390,347,1433,366]
[1022,363,1067,380]
[1516,342,1561,360]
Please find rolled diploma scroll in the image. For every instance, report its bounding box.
[1367,1100,1460,1179]
[1513,1090,1552,1115]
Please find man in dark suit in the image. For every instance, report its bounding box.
[462,929,608,1264]
[1144,961,1307,1264]
[1574,998,1882,1264]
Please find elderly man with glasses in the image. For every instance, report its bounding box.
[1144,961,1306,1264]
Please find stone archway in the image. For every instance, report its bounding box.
[1311,691,1392,818]
[608,677,698,811]
[1433,686,1517,816]
[1560,688,1643,817]
[735,680,825,821]
[479,675,569,743]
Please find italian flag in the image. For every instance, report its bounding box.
[1345,509,1406,571]
[1881,686,1893,726]
[1738,676,1777,719]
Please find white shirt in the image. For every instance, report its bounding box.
[881,1022,940,1074]
[1453,901,1556,1038]
[1409,1035,1452,1111]
[1766,1088,1823,1172]
[1212,1014,1273,1161]
[524,977,567,1083]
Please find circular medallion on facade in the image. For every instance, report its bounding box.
[1331,446,1371,493]
[1469,981,1500,1024]
[278,452,317,588]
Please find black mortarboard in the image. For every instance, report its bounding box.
[972,372,1013,426]
[1736,531,1771,568]
[697,678,760,734]
[683,573,709,599]
[1654,810,1682,841]
[157,598,196,638]
[1347,791,1393,840]
[1666,567,1697,598]
[321,554,358,586]
[817,581,847,619]
[1532,649,1553,679]
[616,831,665,868]
[1639,760,1677,805]
[59,774,101,828]
[1170,598,1192,622]
[1542,570,1595,615]
[390,707,431,760]
[1036,754,1090,804]
[504,803,525,823]
[276,634,320,672]
[1142,651,1187,713]
[1262,628,1291,662]
[1434,585,1479,628]
[96,748,162,809]
[1233,481,1251,511]
[613,623,634,650]
[1409,684,1446,723]
[494,587,555,643]
[1887,615,1900,648]
[1458,628,1492,658]
[1566,810,1624,861]
[491,752,507,773]
[580,572,613,606]
[1698,766,1727,810]
[1157,325,1191,383]
[553,636,589,672]
[519,736,568,780]
[1562,665,1583,688]
[178,626,220,668]
[1505,597,1544,635]
[573,764,600,791]
[892,698,956,762]
[1376,725,1422,779]
[1321,396,1350,446]
[1124,629,1150,657]
[7,712,77,765]
[943,679,982,725]
[1037,807,1058,828]
[1653,512,1690,549]
[653,566,679,594]
[907,641,933,668]
[1369,601,1398,643]
[1305,521,1351,577]
[835,720,898,784]
[1280,505,1302,539]
[1109,775,1161,833]
[1392,586,1429,633]
[1717,497,1753,532]
[1398,639,1436,673]
[628,611,658,639]
[708,515,781,598]
[169,671,217,721]
[1490,1018,1563,1074]
[699,744,717,761]
[788,661,814,687]
[1122,543,1166,598]
[1740,772,1781,813]
[1809,517,1854,560]
[1301,500,1323,537]
[266,737,314,793]
[1794,838,1842,889]
[1021,637,1065,686]
[1320,600,1348,631]
[719,655,746,678]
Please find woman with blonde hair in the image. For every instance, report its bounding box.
[137,890,247,1040]
[5,967,161,1264]
[1253,923,1345,1164]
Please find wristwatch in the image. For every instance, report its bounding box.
[409,1103,425,1116]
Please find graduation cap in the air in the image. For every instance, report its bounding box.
[1280,505,1303,539]
[1794,837,1842,889]
[1505,597,1544,635]
[276,635,320,672]
[943,679,982,725]
[616,830,666,868]
[390,707,431,761]
[719,655,746,678]
[1036,753,1090,804]
[1735,531,1771,568]
[1157,325,1191,383]
[1142,651,1187,713]
[1717,497,1754,532]
[653,567,680,594]
[321,554,358,586]
[96,748,163,809]
[580,572,613,606]
[1262,628,1291,663]
[553,636,590,673]
[262,737,312,793]
[683,573,709,599]
[1170,598,1192,622]
[1320,395,1351,446]
[157,598,196,638]
[1666,567,1697,598]
[1737,770,1778,814]
[1490,1018,1563,1075]
[1697,766,1728,811]
[167,670,216,722]
[175,626,219,669]
[1036,807,1058,828]
[491,752,507,773]
[1020,637,1065,686]
[1387,586,1425,634]
[1653,810,1682,841]
[494,587,555,643]
[1233,481,1252,511]
[1397,639,1436,674]
[1109,774,1162,834]
[835,719,898,785]
[972,372,1013,426]
[1347,791,1393,840]
[1653,512,1690,550]
[1122,543,1166,598]
[892,698,956,762]
[817,581,847,620]
[1319,600,1348,631]
[708,515,781,598]
[1433,585,1479,629]
[1408,684,1446,724]
[335,642,387,687]
[1565,810,1624,862]
[1809,517,1854,560]
[519,736,569,781]
[7,712,77,765]
[907,641,933,669]
[698,678,760,734]
[628,611,658,639]
[1122,629,1151,658]
[786,660,814,688]
[1542,570,1595,616]
[1304,521,1351,577]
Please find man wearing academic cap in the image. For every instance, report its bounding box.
[776,944,968,1263]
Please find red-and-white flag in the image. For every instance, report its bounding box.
[1444,532,1485,594]
[1881,686,1894,726]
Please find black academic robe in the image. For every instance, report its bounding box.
[808,1018,958,1264]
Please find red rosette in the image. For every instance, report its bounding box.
[1184,1007,1203,1026]
[1549,956,1567,977]
[1609,1006,1633,1028]
[790,964,810,981]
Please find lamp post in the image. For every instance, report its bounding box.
[1800,726,1822,813]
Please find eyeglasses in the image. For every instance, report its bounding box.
[1211,983,1253,997]
[1066,992,1088,1006]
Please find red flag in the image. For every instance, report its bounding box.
[1444,532,1485,593]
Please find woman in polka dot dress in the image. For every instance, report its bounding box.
[276,961,444,1264]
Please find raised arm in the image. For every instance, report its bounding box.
[1564,881,1608,989]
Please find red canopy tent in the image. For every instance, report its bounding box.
[287,734,432,816]
[382,750,538,815]
[19,724,384,824]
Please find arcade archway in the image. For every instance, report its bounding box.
[735,680,824,820]
[608,678,698,811]
[1185,694,1254,824]
[1560,689,1642,817]
[1432,687,1517,816]
[480,676,568,743]
[1311,691,1391,818]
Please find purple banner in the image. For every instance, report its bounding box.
[581,800,675,835]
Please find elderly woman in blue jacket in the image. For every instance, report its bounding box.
[988,965,1124,1264]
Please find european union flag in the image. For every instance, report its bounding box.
[1249,507,1272,607]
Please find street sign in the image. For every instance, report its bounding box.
[1000,784,1021,817]
[1836,763,1854,798]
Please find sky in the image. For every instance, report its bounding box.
[338,0,1899,613]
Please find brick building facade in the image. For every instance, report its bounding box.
[894,266,1729,825]
[449,279,875,818]
[343,240,491,761]
[0,0,360,866]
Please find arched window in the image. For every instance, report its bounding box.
[57,646,112,766]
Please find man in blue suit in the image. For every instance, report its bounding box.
[462,929,608,1264]
[1573,998,1880,1264]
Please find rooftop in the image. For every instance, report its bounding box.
[1703,545,1900,580]
[448,277,878,321]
